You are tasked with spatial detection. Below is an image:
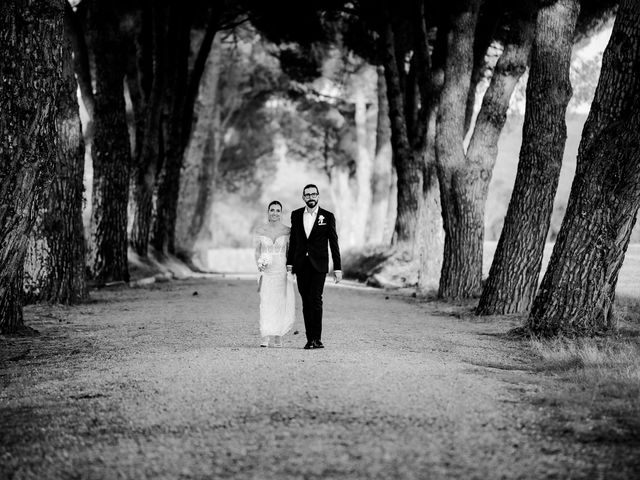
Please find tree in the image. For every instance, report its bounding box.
[341,0,531,293]
[366,68,394,246]
[175,34,224,266]
[23,3,88,305]
[86,0,133,284]
[528,0,640,336]
[0,0,66,333]
[476,0,580,314]
[129,0,169,257]
[310,53,379,250]
[354,0,445,288]
[434,0,482,298]
[150,3,228,255]
[174,25,281,263]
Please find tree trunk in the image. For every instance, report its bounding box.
[477,0,579,314]
[130,3,168,256]
[417,113,444,291]
[381,19,423,255]
[0,0,64,333]
[351,85,374,247]
[328,167,355,248]
[414,14,447,292]
[435,0,482,299]
[151,7,190,255]
[370,5,444,289]
[87,1,132,284]
[528,0,640,336]
[152,6,220,256]
[463,0,503,136]
[65,2,94,119]
[385,167,398,245]
[176,34,223,263]
[24,24,88,304]
[367,68,393,246]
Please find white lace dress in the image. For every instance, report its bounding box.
[254,234,296,337]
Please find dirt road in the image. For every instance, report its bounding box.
[0,277,634,479]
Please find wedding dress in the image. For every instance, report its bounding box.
[254,234,296,337]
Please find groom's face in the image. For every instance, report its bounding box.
[303,188,319,209]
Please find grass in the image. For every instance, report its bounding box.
[529,335,640,447]
[616,293,640,326]
[531,337,640,383]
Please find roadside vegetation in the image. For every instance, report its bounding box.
[528,301,640,446]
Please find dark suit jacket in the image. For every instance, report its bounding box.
[287,207,341,274]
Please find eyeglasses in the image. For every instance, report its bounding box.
[303,193,319,199]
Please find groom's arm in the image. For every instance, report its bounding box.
[286,211,296,271]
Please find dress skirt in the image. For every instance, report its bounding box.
[259,268,296,337]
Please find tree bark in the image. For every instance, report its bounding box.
[130,2,168,256]
[151,5,190,255]
[87,1,133,284]
[477,0,579,314]
[152,5,221,256]
[0,0,64,333]
[381,18,423,254]
[414,13,446,292]
[463,0,504,135]
[435,0,482,299]
[24,22,88,304]
[65,1,94,119]
[528,0,640,336]
[371,3,444,288]
[417,113,444,291]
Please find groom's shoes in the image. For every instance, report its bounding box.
[303,340,325,349]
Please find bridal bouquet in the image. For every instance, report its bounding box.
[257,253,271,272]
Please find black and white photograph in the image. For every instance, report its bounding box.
[1,0,639,478]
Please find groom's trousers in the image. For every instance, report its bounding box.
[296,256,327,342]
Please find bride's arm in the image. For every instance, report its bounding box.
[253,233,261,267]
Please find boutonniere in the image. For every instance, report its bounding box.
[317,214,326,226]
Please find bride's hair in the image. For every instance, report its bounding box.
[268,200,283,210]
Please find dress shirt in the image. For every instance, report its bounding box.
[303,205,319,238]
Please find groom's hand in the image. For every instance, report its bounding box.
[334,270,342,284]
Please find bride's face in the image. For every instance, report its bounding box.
[268,204,282,223]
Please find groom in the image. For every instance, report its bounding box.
[287,184,342,350]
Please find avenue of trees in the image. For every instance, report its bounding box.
[1,0,639,338]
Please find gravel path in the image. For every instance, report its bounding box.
[0,277,631,479]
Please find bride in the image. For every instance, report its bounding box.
[253,200,296,347]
